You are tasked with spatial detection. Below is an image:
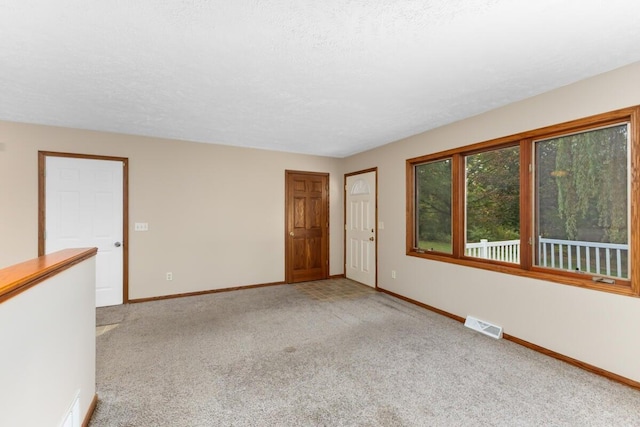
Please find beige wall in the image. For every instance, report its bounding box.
[344,61,640,382]
[0,124,344,299]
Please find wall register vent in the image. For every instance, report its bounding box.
[464,316,503,339]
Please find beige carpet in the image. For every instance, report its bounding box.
[91,279,640,426]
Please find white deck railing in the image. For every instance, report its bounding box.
[465,237,629,278]
[538,237,628,278]
[465,239,520,263]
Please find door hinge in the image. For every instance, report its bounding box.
[529,163,533,173]
[528,237,533,245]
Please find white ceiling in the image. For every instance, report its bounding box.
[1,1,640,158]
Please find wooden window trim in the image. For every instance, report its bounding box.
[406,105,640,297]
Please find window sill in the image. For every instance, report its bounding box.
[407,250,638,298]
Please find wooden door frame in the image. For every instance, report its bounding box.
[38,151,130,303]
[284,170,330,283]
[344,167,378,288]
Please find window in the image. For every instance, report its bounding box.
[414,158,452,254]
[465,146,520,263]
[535,124,629,279]
[407,106,639,296]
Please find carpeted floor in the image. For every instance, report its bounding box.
[91,279,640,426]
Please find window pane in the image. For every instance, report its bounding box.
[465,146,520,263]
[415,159,452,253]
[535,124,629,278]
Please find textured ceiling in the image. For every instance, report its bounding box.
[1,1,640,157]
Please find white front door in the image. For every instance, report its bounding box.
[345,170,377,287]
[45,156,124,307]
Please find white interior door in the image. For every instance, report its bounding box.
[346,171,376,287]
[45,156,124,307]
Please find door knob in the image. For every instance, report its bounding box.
[114,242,122,247]
[369,237,374,241]
[289,231,294,237]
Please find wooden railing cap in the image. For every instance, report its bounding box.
[0,248,97,304]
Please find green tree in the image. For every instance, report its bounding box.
[416,159,451,249]
[536,142,565,239]
[465,146,520,242]
[543,124,628,243]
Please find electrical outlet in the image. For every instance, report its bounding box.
[166,272,173,281]
[391,270,397,279]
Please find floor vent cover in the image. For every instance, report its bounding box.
[464,316,503,339]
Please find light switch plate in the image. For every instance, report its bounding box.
[134,222,149,231]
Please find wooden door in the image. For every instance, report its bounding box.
[285,171,329,283]
[345,170,377,287]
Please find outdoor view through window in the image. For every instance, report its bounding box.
[535,124,629,279]
[415,158,452,253]
[465,146,520,263]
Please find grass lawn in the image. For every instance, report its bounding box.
[418,240,452,253]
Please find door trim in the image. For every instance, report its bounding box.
[38,151,130,303]
[344,167,378,288]
[284,170,330,283]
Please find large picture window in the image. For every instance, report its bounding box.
[535,124,629,279]
[406,106,639,296]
